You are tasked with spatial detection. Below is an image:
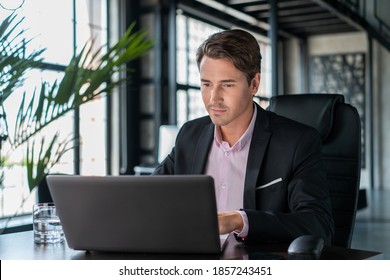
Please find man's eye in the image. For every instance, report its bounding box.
[223,84,234,87]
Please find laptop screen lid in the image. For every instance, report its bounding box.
[46,175,223,254]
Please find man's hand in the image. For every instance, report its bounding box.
[218,211,244,234]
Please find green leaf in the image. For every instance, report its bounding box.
[1,13,44,105]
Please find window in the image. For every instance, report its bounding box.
[0,0,108,221]
[175,13,272,127]
[176,14,220,127]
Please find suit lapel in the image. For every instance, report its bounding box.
[191,123,214,174]
[244,104,272,209]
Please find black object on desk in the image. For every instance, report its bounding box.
[287,235,324,260]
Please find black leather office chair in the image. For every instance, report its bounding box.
[268,93,361,248]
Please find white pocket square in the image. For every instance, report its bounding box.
[256,178,283,190]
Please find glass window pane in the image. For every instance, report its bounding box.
[75,0,107,52]
[77,0,108,176]
[177,49,188,84]
[188,89,207,120]
[79,98,107,175]
[187,19,221,88]
[0,0,74,65]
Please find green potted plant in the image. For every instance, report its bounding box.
[0,13,153,229]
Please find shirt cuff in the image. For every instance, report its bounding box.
[234,210,249,238]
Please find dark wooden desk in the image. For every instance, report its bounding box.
[0,231,383,260]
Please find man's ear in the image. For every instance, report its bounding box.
[251,72,261,95]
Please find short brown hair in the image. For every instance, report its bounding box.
[196,29,262,85]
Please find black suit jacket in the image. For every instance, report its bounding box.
[154,103,335,245]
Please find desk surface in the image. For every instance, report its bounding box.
[0,231,383,260]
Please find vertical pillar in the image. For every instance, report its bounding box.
[269,0,279,96]
[368,35,374,189]
[300,39,309,93]
[119,0,142,174]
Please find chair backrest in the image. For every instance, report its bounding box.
[268,93,361,248]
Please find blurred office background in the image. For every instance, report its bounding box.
[0,0,389,256]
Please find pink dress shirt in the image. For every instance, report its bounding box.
[204,106,257,237]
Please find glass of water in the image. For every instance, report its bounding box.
[33,203,64,244]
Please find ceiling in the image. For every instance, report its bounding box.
[181,0,362,40]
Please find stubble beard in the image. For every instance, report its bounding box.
[207,104,230,126]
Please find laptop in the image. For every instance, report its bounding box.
[46,174,228,254]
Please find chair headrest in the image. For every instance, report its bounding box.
[268,94,345,141]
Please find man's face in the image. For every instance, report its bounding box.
[199,56,260,129]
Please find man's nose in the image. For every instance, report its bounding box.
[210,86,223,102]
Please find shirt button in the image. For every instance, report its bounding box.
[221,184,227,189]
[224,152,229,156]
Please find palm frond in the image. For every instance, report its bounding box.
[26,133,75,192]
[0,13,44,104]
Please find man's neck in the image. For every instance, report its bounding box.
[218,104,256,146]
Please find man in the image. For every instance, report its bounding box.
[153,29,334,245]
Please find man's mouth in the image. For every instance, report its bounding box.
[209,106,227,115]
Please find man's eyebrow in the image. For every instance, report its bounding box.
[220,79,237,83]
[200,79,237,83]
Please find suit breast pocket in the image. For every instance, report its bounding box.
[256,178,283,192]
[255,178,287,210]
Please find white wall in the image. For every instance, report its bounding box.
[308,32,367,55]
